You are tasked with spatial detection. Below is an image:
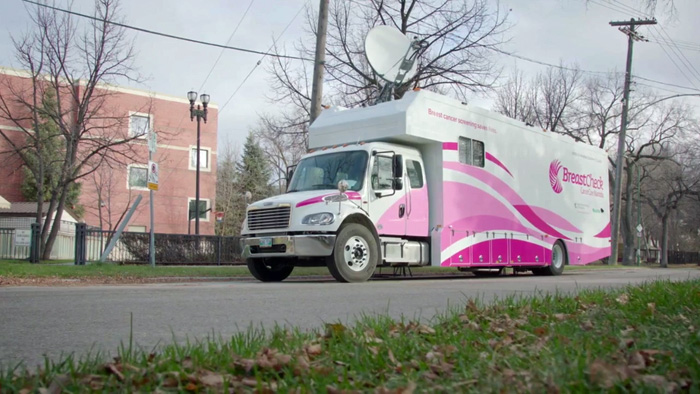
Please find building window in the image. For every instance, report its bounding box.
[188,198,210,221]
[128,225,147,233]
[458,137,485,168]
[406,160,424,188]
[189,147,211,171]
[129,112,152,138]
[127,164,148,190]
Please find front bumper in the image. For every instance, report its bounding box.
[241,234,336,259]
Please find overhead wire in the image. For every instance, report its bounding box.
[20,0,313,62]
[219,0,310,114]
[197,0,257,93]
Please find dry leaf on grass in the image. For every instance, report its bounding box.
[616,293,629,305]
[104,363,125,382]
[588,359,637,388]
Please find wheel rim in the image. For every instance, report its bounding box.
[552,243,564,269]
[343,236,369,272]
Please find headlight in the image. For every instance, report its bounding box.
[302,212,335,225]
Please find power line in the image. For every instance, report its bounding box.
[647,27,699,90]
[198,0,258,93]
[21,0,313,62]
[656,25,700,85]
[219,0,310,114]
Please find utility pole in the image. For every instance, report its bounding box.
[608,18,656,265]
[309,0,329,126]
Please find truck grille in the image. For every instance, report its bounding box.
[247,207,291,230]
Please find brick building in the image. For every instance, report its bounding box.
[0,67,218,235]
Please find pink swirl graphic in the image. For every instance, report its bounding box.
[549,160,563,194]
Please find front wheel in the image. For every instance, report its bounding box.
[247,258,295,282]
[533,241,566,276]
[326,223,378,283]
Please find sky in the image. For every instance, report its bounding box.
[1,0,699,154]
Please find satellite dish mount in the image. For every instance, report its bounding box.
[365,26,426,104]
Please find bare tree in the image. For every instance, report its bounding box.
[261,0,510,150]
[0,0,143,259]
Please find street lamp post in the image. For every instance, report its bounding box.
[187,91,210,235]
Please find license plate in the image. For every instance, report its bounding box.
[259,238,273,248]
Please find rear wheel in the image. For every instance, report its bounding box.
[532,241,566,276]
[247,258,295,282]
[327,223,378,283]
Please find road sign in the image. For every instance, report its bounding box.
[14,229,31,246]
[636,224,643,233]
[215,211,224,222]
[148,131,157,153]
[147,161,159,191]
[637,232,642,238]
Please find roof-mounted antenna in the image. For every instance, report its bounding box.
[365,25,426,105]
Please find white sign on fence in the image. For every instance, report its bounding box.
[14,229,31,246]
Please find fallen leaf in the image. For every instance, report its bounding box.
[184,382,197,391]
[637,374,677,392]
[181,357,194,370]
[616,294,629,305]
[387,348,397,365]
[553,313,568,321]
[241,377,258,387]
[627,351,647,371]
[620,338,635,348]
[198,370,224,387]
[588,360,636,388]
[417,325,436,335]
[581,320,594,331]
[104,363,125,382]
[305,343,322,356]
[533,326,548,337]
[325,323,347,338]
[647,303,656,313]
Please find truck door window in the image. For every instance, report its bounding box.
[406,160,424,188]
[458,137,485,168]
[371,155,394,190]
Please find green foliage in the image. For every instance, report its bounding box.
[20,90,83,218]
[2,278,698,391]
[216,133,275,236]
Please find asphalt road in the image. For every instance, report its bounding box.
[1,267,698,369]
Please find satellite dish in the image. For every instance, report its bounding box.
[365,25,419,84]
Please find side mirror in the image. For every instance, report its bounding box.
[394,178,403,190]
[286,165,296,182]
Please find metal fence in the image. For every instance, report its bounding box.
[0,228,30,260]
[78,227,243,265]
[667,251,700,265]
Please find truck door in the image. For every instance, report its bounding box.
[404,158,429,237]
[369,153,407,236]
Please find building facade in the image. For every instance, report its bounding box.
[0,67,218,235]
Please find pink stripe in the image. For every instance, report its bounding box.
[527,206,582,233]
[296,192,361,208]
[485,152,513,177]
[594,222,611,238]
[442,142,458,150]
[441,239,552,266]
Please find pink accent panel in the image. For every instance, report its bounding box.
[443,162,570,240]
[565,242,611,265]
[296,191,361,208]
[594,222,611,238]
[526,206,582,233]
[442,239,552,267]
[485,152,513,177]
[376,188,430,236]
[441,215,535,248]
[442,142,458,150]
[405,187,429,236]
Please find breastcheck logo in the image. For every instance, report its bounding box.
[549,160,563,194]
[549,159,605,194]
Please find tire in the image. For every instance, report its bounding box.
[472,268,504,277]
[247,258,295,282]
[327,223,379,283]
[533,241,566,276]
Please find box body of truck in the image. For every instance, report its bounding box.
[240,90,611,281]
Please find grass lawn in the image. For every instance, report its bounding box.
[0,259,656,283]
[2,278,697,392]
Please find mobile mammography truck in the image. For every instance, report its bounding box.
[240,89,611,282]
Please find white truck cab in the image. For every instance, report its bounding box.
[241,90,611,282]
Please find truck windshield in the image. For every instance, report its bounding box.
[288,150,368,192]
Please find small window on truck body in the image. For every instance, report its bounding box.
[406,160,424,188]
[458,137,485,168]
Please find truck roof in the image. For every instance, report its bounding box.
[308,90,605,159]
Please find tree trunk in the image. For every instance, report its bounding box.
[660,212,670,268]
[42,187,68,260]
